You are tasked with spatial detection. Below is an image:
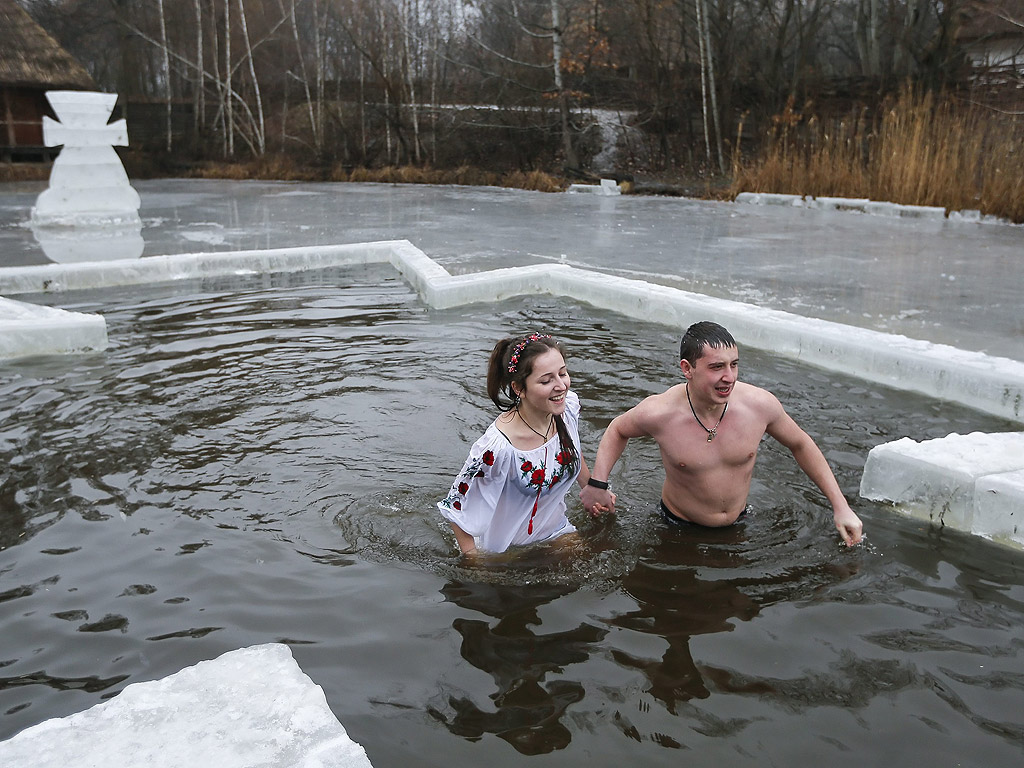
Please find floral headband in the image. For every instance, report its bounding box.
[507,333,551,373]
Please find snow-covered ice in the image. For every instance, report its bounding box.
[737,191,965,221]
[567,178,621,195]
[0,644,373,768]
[0,296,107,360]
[860,432,1024,544]
[975,470,1024,547]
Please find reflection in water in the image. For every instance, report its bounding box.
[30,222,144,263]
[431,580,606,755]
[0,671,129,695]
[606,521,862,716]
[610,555,759,709]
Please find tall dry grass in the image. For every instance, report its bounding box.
[4,142,569,194]
[731,87,1024,223]
[0,164,50,182]
[333,165,566,192]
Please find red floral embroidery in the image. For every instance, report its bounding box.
[482,450,495,466]
[453,500,461,510]
[555,450,572,466]
[530,468,545,485]
[458,482,469,495]
[521,460,533,473]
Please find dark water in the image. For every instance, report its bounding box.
[1,264,1022,766]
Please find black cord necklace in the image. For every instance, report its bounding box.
[686,384,727,442]
[517,406,554,441]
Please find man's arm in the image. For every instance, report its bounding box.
[765,398,864,546]
[581,400,656,516]
[576,455,616,515]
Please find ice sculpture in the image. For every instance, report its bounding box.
[30,90,143,262]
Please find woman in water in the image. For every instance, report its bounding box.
[438,333,609,555]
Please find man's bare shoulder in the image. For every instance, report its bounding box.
[731,382,784,417]
[620,384,686,430]
[639,383,687,413]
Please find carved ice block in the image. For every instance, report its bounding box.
[31,90,141,225]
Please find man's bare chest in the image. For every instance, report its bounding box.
[656,420,762,471]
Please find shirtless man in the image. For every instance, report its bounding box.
[581,321,864,546]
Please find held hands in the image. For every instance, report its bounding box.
[581,485,616,518]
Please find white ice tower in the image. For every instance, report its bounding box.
[30,90,143,261]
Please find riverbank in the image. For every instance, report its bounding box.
[728,88,1024,224]
[5,86,1020,221]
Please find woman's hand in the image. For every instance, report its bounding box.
[581,486,615,518]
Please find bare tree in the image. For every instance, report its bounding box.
[549,0,580,168]
[193,0,205,140]
[157,0,173,151]
[235,0,266,154]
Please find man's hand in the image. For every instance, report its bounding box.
[581,485,615,518]
[833,502,864,546]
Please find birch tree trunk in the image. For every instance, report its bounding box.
[236,0,265,155]
[550,0,579,170]
[695,0,711,164]
[209,0,227,156]
[402,0,422,164]
[380,5,393,164]
[225,0,235,157]
[280,0,320,152]
[313,0,325,153]
[430,9,439,166]
[193,0,204,139]
[157,0,173,152]
[360,54,367,161]
[701,0,724,173]
[694,0,725,173]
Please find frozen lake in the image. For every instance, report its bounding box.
[0,179,1021,361]
[0,180,1022,766]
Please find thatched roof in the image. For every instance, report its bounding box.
[0,0,94,89]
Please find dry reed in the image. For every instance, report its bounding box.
[0,164,49,182]
[331,164,563,191]
[731,86,1024,223]
[4,152,567,194]
[175,160,569,193]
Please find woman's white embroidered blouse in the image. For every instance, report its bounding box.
[438,390,581,553]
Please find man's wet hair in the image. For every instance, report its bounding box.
[679,321,737,366]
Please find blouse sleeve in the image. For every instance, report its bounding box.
[437,429,510,538]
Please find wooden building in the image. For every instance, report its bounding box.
[958,1,1024,76]
[0,0,95,162]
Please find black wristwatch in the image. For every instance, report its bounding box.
[587,477,610,490]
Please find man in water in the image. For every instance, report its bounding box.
[581,321,863,546]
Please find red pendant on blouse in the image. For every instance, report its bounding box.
[528,446,547,535]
